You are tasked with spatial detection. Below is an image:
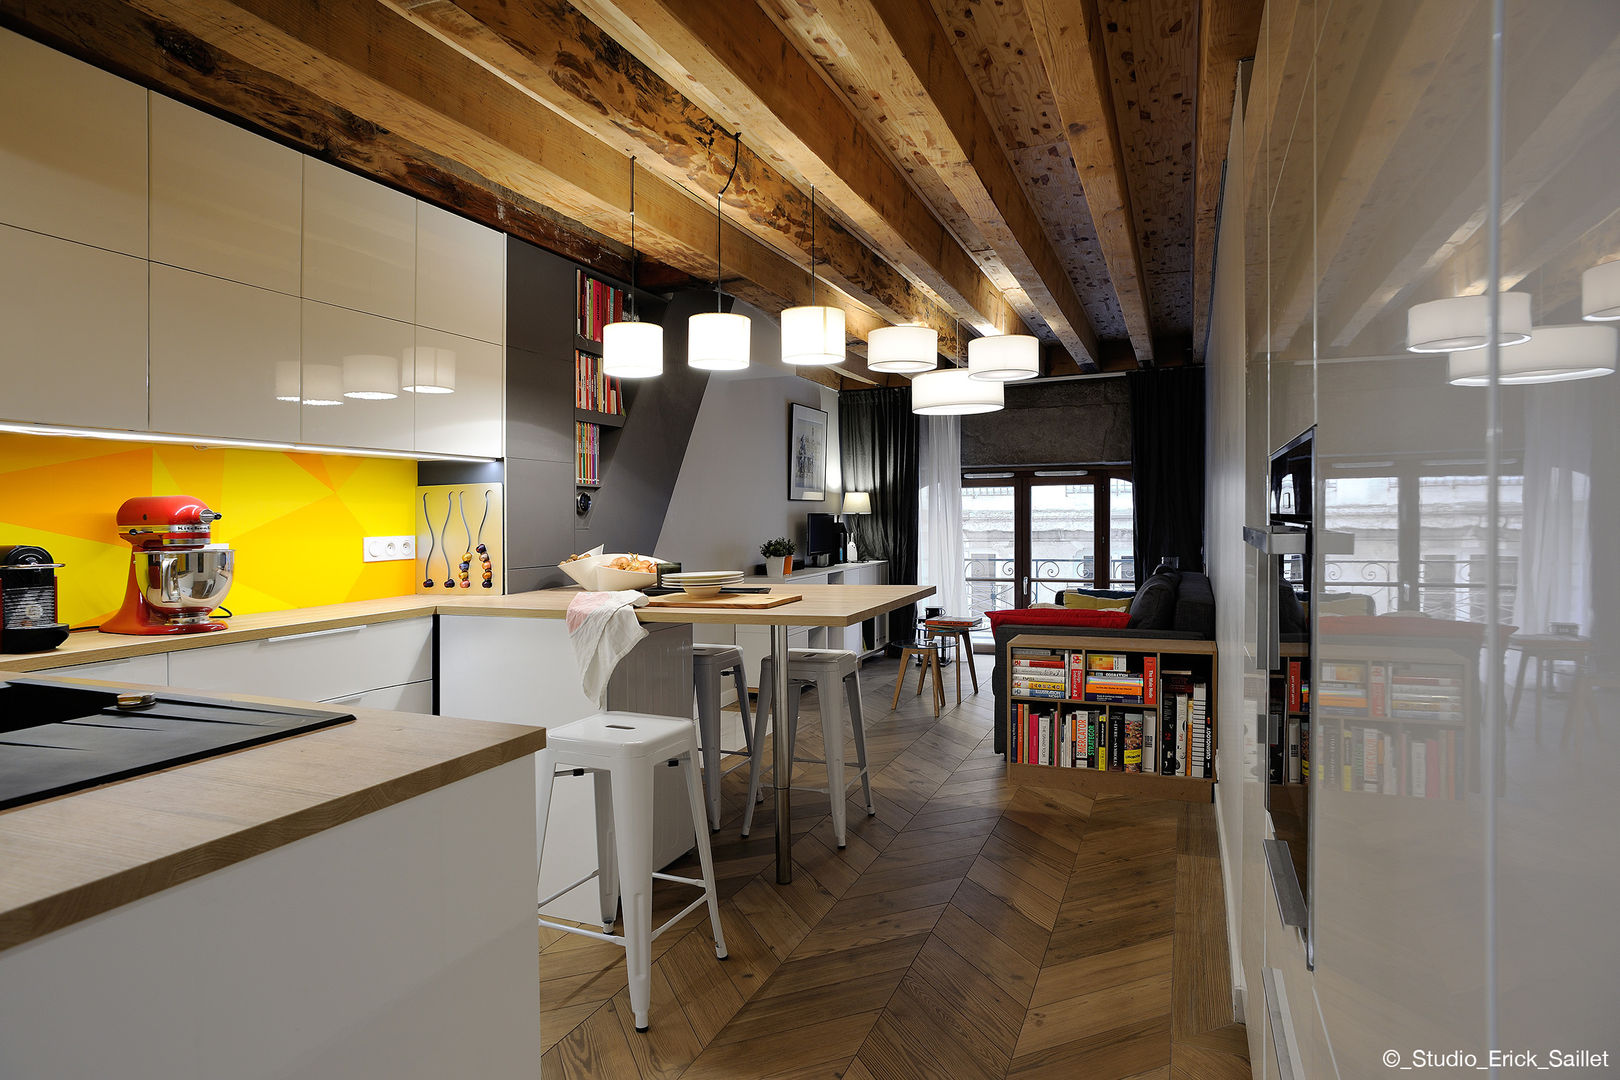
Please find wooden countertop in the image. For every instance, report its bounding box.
[8,584,937,671]
[0,684,545,954]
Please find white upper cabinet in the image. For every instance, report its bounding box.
[0,224,147,430]
[300,300,416,451]
[416,203,504,344]
[150,95,302,295]
[148,264,301,443]
[0,29,147,257]
[411,327,503,458]
[302,158,416,322]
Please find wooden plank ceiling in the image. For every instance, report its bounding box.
[0,0,1264,383]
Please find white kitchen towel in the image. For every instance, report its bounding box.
[566,590,650,708]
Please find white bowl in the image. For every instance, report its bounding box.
[559,554,612,591]
[597,565,659,592]
[678,584,726,599]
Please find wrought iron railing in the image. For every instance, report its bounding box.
[962,556,1135,628]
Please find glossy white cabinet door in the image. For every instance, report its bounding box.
[300,300,416,451]
[415,203,503,344]
[150,95,302,295]
[0,223,148,430]
[411,327,503,457]
[149,265,301,443]
[302,158,416,323]
[50,654,170,686]
[0,29,147,257]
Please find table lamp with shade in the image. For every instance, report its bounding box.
[841,491,871,562]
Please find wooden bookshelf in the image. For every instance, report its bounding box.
[573,271,629,489]
[1005,633,1217,803]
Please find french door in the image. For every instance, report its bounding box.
[962,469,1134,621]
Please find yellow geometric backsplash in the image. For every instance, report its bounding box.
[0,433,418,627]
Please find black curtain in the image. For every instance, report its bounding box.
[1128,368,1206,584]
[839,387,920,645]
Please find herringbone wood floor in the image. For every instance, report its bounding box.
[539,655,1248,1080]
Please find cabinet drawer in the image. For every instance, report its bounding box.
[320,679,433,715]
[167,617,432,702]
[49,653,170,686]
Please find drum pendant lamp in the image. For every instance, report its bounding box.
[603,157,664,378]
[781,187,844,366]
[689,130,751,371]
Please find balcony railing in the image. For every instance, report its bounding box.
[963,556,1136,629]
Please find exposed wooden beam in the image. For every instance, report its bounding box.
[755,0,1104,371]
[103,0,941,384]
[570,0,1030,344]
[1191,0,1263,358]
[382,0,961,356]
[1027,0,1156,364]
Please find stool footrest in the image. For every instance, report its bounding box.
[653,894,712,944]
[537,869,601,909]
[537,916,623,947]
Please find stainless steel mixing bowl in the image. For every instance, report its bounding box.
[136,549,234,615]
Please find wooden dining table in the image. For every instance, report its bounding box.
[632,583,935,883]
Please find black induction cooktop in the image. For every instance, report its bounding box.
[0,678,355,811]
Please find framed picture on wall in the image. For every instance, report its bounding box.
[788,403,828,501]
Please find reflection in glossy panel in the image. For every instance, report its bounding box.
[1223,0,1620,1072]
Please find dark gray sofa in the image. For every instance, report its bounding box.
[990,569,1216,756]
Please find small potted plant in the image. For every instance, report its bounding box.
[760,537,796,580]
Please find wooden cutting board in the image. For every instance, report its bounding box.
[644,591,802,609]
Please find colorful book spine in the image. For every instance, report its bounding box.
[1123,713,1144,773]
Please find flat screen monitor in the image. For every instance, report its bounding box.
[806,513,840,556]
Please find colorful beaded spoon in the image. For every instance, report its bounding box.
[475,488,494,588]
[420,492,437,589]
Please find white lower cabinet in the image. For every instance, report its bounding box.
[148,264,301,443]
[320,679,433,714]
[166,618,433,702]
[49,653,170,686]
[0,223,148,431]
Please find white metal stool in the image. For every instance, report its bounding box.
[692,644,755,831]
[535,712,728,1033]
[742,649,875,848]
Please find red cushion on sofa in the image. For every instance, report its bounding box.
[987,608,1131,630]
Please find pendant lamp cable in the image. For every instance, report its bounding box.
[715,128,742,313]
[628,156,638,321]
[809,186,818,306]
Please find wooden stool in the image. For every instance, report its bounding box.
[1509,633,1592,738]
[923,624,980,705]
[892,641,944,716]
[1566,668,1619,751]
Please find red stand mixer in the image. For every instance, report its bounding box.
[103,496,235,636]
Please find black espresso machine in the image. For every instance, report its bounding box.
[0,545,69,653]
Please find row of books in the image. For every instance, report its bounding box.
[1267,708,1309,785]
[1316,661,1467,721]
[575,351,625,415]
[1009,649,1162,705]
[1323,723,1462,799]
[575,421,600,486]
[576,270,626,342]
[1011,692,1212,777]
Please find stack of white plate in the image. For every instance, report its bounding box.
[661,570,745,598]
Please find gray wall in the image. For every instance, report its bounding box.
[960,376,1131,467]
[655,298,842,571]
[501,238,709,591]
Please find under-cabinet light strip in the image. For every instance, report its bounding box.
[0,421,500,464]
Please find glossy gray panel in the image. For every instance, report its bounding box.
[506,344,574,463]
[504,456,575,570]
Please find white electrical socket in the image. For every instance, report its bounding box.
[363,535,416,563]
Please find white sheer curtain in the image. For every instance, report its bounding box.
[917,415,968,616]
[1513,382,1592,635]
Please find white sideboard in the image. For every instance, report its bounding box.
[723,560,889,691]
